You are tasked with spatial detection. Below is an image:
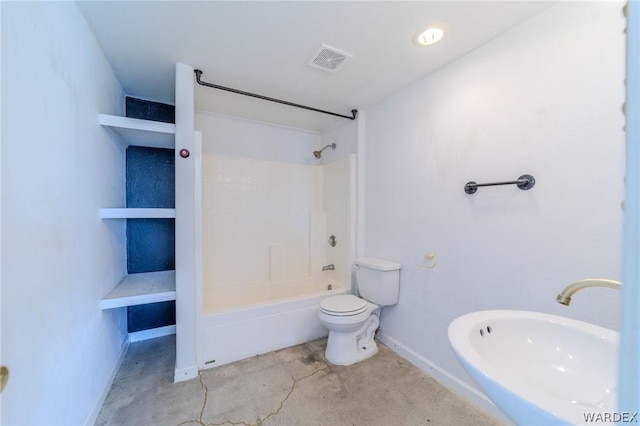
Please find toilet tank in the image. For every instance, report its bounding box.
[355,257,401,306]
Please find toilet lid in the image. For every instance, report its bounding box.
[320,295,369,315]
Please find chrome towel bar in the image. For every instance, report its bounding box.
[464,174,535,194]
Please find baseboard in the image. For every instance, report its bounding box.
[84,335,129,426]
[174,364,199,383]
[377,333,511,424]
[129,325,176,343]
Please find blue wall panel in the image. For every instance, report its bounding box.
[127,301,176,333]
[126,96,175,124]
[125,97,176,333]
[126,146,175,208]
[126,218,175,273]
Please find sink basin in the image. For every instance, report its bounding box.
[448,310,618,425]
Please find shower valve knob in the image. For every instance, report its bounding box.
[179,149,190,158]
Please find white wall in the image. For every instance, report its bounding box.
[174,63,198,382]
[1,2,127,424]
[319,120,358,164]
[196,110,321,164]
[364,0,624,405]
[620,0,640,412]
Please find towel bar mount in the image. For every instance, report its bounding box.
[464,174,536,195]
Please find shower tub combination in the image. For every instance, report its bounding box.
[196,152,356,369]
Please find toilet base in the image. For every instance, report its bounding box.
[324,313,380,366]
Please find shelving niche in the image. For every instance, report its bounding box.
[100,208,175,219]
[100,271,176,310]
[99,114,175,148]
[99,114,176,310]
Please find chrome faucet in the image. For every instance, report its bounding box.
[556,278,622,305]
[322,264,335,271]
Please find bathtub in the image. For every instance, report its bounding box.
[198,279,348,369]
[195,150,356,370]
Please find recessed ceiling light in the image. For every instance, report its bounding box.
[415,27,444,46]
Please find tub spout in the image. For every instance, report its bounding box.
[556,278,622,306]
[322,264,335,271]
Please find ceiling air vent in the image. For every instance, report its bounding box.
[308,44,352,73]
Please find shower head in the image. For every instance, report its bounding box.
[313,143,336,159]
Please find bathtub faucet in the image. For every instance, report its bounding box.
[556,278,622,306]
[322,264,335,271]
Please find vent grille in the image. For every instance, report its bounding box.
[308,44,352,73]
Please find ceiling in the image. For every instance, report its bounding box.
[77,1,552,132]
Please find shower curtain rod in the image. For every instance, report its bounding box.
[194,70,357,121]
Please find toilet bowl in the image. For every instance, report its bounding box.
[319,294,380,365]
[318,257,401,366]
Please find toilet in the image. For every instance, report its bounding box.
[318,257,401,365]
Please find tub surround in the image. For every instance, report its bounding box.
[200,154,353,307]
[201,155,326,299]
[196,117,356,366]
[197,112,355,303]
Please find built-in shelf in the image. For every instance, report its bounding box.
[100,208,176,219]
[100,270,176,310]
[99,114,175,149]
[99,112,177,311]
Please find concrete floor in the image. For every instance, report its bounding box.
[96,335,503,426]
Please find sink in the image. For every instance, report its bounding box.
[448,310,618,425]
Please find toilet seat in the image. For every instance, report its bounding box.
[320,295,370,317]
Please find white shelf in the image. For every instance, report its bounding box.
[100,270,176,310]
[99,114,175,149]
[100,208,176,219]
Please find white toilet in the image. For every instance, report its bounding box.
[318,257,401,365]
